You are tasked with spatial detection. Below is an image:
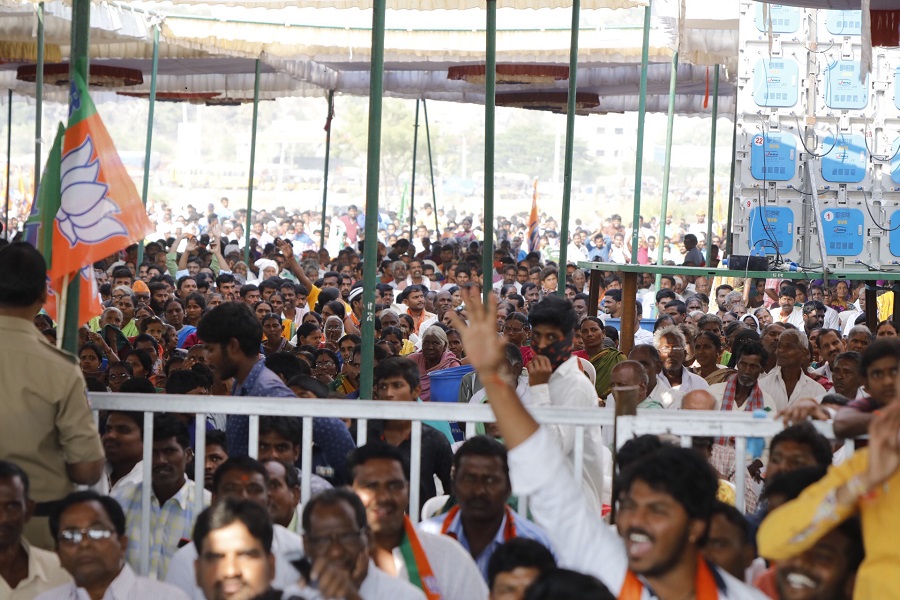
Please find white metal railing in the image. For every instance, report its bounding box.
[87,394,848,576]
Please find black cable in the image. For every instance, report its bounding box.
[861,190,900,232]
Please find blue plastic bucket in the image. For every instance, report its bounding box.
[428,364,475,403]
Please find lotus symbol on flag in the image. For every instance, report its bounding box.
[57,135,127,247]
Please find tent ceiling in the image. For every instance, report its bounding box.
[143,0,646,11]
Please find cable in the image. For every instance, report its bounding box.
[861,189,900,232]
[793,112,837,158]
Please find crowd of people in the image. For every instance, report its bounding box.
[0,197,898,600]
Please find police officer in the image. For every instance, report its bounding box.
[0,243,104,549]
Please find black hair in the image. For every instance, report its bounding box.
[735,340,768,365]
[665,300,686,316]
[373,356,420,391]
[197,302,263,357]
[346,441,409,483]
[617,435,664,472]
[527,294,577,336]
[50,490,127,540]
[762,465,827,503]
[324,300,347,320]
[194,498,273,555]
[286,375,330,399]
[695,330,722,352]
[656,289,677,303]
[487,538,557,590]
[78,342,104,362]
[295,322,321,341]
[0,460,30,497]
[206,429,227,451]
[266,352,310,381]
[165,369,209,395]
[215,272,236,287]
[259,415,302,446]
[653,315,675,331]
[106,410,144,437]
[821,393,851,407]
[0,243,47,307]
[212,456,269,494]
[301,488,368,534]
[153,413,191,450]
[617,445,718,534]
[185,292,207,311]
[604,289,622,302]
[239,284,260,298]
[119,377,156,394]
[523,569,615,600]
[770,423,833,469]
[112,266,133,281]
[313,348,340,367]
[860,338,900,378]
[453,436,509,485]
[833,351,861,370]
[709,500,751,545]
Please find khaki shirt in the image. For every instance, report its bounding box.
[0,540,72,599]
[0,315,104,502]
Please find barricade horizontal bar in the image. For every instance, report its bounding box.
[89,394,616,426]
[616,415,835,445]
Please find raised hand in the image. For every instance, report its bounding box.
[275,237,295,262]
[448,288,506,375]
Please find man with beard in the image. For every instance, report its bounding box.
[525,295,609,510]
[448,289,767,600]
[715,284,734,318]
[419,437,554,581]
[812,329,844,383]
[282,489,425,599]
[654,326,709,396]
[348,443,486,600]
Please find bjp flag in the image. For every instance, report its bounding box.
[528,178,540,253]
[43,265,102,328]
[46,73,152,284]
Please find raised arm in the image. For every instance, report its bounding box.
[276,238,315,292]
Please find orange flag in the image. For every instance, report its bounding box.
[44,265,102,328]
[47,73,153,285]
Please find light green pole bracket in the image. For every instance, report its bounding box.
[244,58,261,264]
[137,24,159,266]
[557,0,581,295]
[320,90,334,252]
[630,2,652,263]
[655,51,679,285]
[705,65,719,266]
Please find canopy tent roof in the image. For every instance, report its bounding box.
[0,0,744,115]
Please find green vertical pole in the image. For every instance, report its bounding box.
[244,58,261,264]
[4,90,10,232]
[359,0,386,401]
[557,0,580,295]
[61,0,90,354]
[409,99,420,240]
[655,52,678,283]
[705,65,719,266]
[320,90,334,252]
[34,2,44,195]
[482,0,497,303]
[136,25,159,267]
[423,99,439,236]
[725,94,738,259]
[630,2,652,264]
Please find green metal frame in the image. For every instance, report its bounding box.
[410,99,420,240]
[705,65,719,266]
[4,90,10,232]
[655,51,678,281]
[320,90,334,252]
[243,58,261,264]
[630,2,652,263]
[556,0,580,295]
[136,24,159,266]
[422,99,439,236]
[359,0,386,401]
[482,0,497,304]
[34,2,44,196]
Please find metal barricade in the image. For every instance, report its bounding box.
[89,393,615,576]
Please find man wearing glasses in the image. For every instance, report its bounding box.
[283,489,425,599]
[36,491,189,599]
[653,326,709,397]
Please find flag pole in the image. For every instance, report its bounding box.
[359,0,386,401]
[34,2,44,197]
[482,0,497,304]
[630,1,652,264]
[61,0,90,353]
[244,58,261,265]
[137,24,160,267]
[409,99,420,241]
[55,274,70,349]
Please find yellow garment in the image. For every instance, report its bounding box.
[399,339,416,356]
[282,318,295,341]
[757,448,900,600]
[876,291,893,323]
[716,480,736,506]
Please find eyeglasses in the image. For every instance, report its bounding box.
[108,374,131,380]
[658,346,684,355]
[315,362,336,369]
[305,529,364,552]
[58,527,114,545]
[134,294,150,301]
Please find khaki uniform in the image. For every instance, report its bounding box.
[0,315,104,548]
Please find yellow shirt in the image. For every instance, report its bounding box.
[757,448,900,600]
[876,291,893,323]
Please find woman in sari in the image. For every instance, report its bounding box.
[408,325,461,401]
[580,316,625,398]
[693,330,734,385]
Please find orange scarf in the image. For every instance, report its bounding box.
[400,517,442,600]
[439,505,517,542]
[618,557,719,600]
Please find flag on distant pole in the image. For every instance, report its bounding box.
[47,73,153,285]
[528,178,540,253]
[398,179,409,226]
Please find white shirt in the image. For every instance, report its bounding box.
[758,366,827,412]
[655,367,710,409]
[165,524,304,599]
[508,428,769,600]
[824,306,841,330]
[389,531,487,600]
[282,562,426,600]
[525,356,609,509]
[37,564,189,600]
[707,381,778,413]
[647,377,686,409]
[769,306,804,328]
[2,541,72,600]
[634,328,654,347]
[92,461,144,496]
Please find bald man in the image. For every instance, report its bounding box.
[682,389,717,411]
